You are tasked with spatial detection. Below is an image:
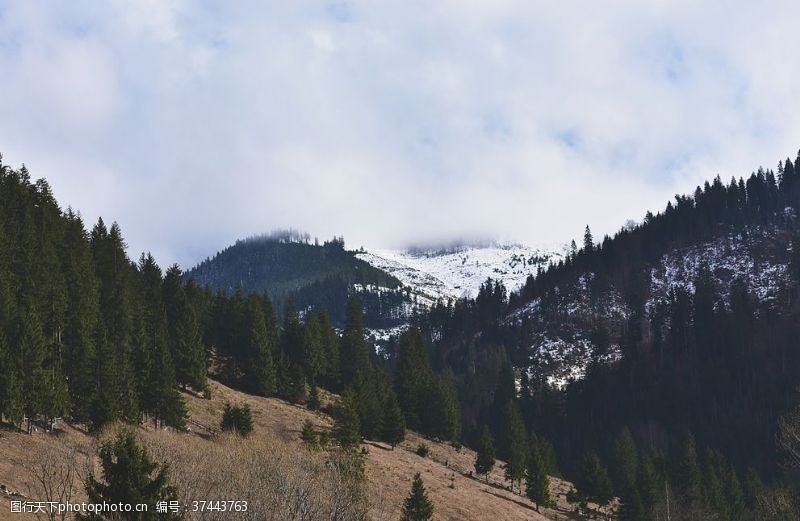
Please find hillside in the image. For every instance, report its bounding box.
[0,379,603,521]
[357,243,562,304]
[184,233,417,326]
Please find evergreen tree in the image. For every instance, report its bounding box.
[401,473,434,521]
[242,295,276,395]
[675,433,703,505]
[612,427,639,495]
[163,265,206,391]
[19,302,48,433]
[0,331,22,426]
[300,419,318,450]
[78,432,182,520]
[307,383,321,411]
[333,389,361,449]
[395,327,433,430]
[583,225,594,252]
[474,426,496,481]
[382,391,405,449]
[578,451,613,506]
[220,403,253,436]
[525,444,552,512]
[339,298,370,387]
[502,400,528,490]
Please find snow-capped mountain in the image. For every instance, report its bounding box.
[356,243,563,306]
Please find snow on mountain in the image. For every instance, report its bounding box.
[356,243,563,305]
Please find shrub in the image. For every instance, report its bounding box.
[221,403,254,436]
[416,444,430,458]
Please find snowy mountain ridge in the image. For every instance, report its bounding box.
[356,243,564,305]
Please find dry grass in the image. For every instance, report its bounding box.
[0,380,611,520]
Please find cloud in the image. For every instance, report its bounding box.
[1,1,800,267]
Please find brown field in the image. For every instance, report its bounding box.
[0,380,614,520]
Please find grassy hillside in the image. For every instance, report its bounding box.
[0,379,611,521]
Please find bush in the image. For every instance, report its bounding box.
[416,444,430,458]
[221,403,254,436]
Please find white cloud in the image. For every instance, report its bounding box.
[1,1,800,268]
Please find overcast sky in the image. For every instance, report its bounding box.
[2,1,800,268]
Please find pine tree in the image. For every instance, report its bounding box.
[19,302,48,433]
[502,400,528,490]
[316,310,340,390]
[474,426,496,481]
[612,427,639,495]
[675,433,703,505]
[578,451,613,506]
[0,331,22,426]
[382,391,405,449]
[242,295,276,395]
[220,403,253,436]
[307,383,321,411]
[300,419,318,450]
[78,432,182,521]
[401,473,434,521]
[333,389,361,449]
[339,298,370,387]
[583,225,594,253]
[163,265,206,391]
[525,444,552,511]
[395,327,433,430]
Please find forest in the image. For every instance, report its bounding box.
[3,151,800,519]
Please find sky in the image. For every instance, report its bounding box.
[2,1,800,269]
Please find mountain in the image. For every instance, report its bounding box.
[184,232,420,327]
[357,242,562,305]
[419,156,800,494]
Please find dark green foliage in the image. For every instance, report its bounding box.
[395,327,432,430]
[301,419,318,450]
[220,403,254,436]
[307,383,321,411]
[339,298,370,387]
[577,451,613,506]
[401,473,434,521]
[612,428,638,496]
[78,432,182,520]
[163,265,207,391]
[474,426,495,480]
[333,389,361,449]
[525,444,552,511]
[382,391,405,448]
[242,295,276,395]
[0,331,22,425]
[501,400,528,489]
[184,233,409,327]
[416,444,430,458]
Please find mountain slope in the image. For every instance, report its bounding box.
[0,379,600,521]
[185,234,417,326]
[357,243,562,304]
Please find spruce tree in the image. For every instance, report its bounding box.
[339,298,370,387]
[395,327,433,430]
[19,302,48,433]
[612,427,639,495]
[300,419,318,450]
[220,403,253,436]
[78,432,182,521]
[0,331,22,426]
[583,225,594,252]
[401,473,434,521]
[474,425,496,481]
[163,265,206,391]
[243,295,276,395]
[525,444,552,512]
[382,391,405,449]
[578,451,613,506]
[333,389,361,449]
[307,383,321,411]
[502,400,528,491]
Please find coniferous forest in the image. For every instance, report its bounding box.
[4,150,800,519]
